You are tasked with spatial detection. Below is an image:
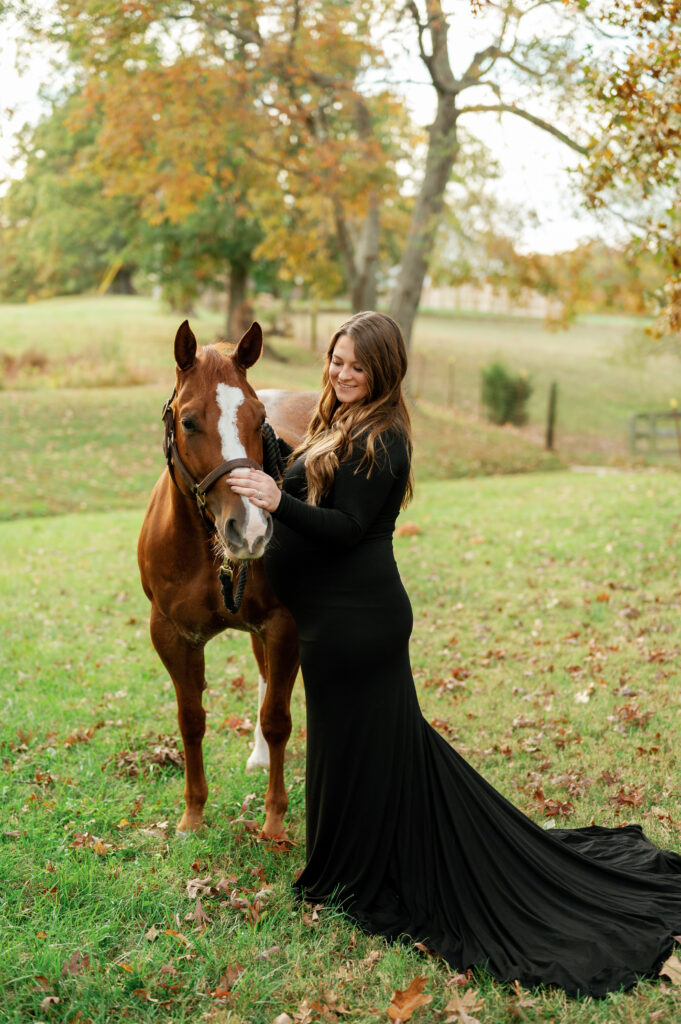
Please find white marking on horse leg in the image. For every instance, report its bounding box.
[246,674,270,772]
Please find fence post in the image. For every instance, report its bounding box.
[545,381,558,451]
[447,358,456,407]
[628,413,637,456]
[672,402,681,460]
[309,305,318,352]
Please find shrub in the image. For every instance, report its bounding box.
[481,361,532,425]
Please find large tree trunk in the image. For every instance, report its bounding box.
[351,192,380,311]
[389,96,459,350]
[226,261,249,339]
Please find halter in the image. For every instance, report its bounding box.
[161,388,286,613]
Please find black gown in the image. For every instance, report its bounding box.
[264,431,681,998]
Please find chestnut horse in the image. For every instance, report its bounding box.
[138,319,315,836]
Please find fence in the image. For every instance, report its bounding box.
[629,411,681,457]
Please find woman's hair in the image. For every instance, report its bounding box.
[291,310,413,507]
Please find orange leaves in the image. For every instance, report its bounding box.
[395,521,421,537]
[532,786,575,820]
[387,976,432,1022]
[610,785,645,809]
[70,831,114,855]
[608,702,653,732]
[221,713,254,736]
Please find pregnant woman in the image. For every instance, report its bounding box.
[228,310,681,997]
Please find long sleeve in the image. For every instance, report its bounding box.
[273,432,409,548]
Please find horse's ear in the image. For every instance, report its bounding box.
[233,321,263,371]
[174,320,197,372]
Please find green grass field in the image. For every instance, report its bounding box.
[2,294,680,466]
[1,295,681,1023]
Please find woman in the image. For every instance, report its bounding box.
[228,311,681,998]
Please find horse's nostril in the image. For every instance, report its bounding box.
[225,518,243,547]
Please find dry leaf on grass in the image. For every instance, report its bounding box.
[395,522,422,537]
[387,976,432,1021]
[186,875,216,898]
[442,988,483,1024]
[185,897,210,929]
[659,953,681,984]
[212,962,244,999]
[61,951,89,976]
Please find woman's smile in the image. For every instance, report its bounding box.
[329,333,369,404]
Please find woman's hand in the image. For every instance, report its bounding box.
[228,467,282,513]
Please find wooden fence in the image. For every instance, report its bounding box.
[629,410,681,457]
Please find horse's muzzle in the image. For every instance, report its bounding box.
[219,507,273,559]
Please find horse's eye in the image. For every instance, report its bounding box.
[181,417,199,434]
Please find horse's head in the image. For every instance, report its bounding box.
[170,319,272,560]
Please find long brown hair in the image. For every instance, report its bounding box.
[292,310,413,507]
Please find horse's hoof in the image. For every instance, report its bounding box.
[176,814,205,833]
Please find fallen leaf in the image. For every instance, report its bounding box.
[185,897,210,929]
[257,945,281,960]
[396,521,421,537]
[163,928,191,946]
[293,1000,315,1024]
[41,995,60,1009]
[362,949,382,972]
[443,987,483,1023]
[212,962,244,998]
[302,903,324,927]
[387,976,432,1021]
[61,951,89,976]
[660,953,681,984]
[186,875,215,898]
[145,925,160,942]
[272,1014,293,1024]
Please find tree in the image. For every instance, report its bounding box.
[576,0,681,337]
[15,0,407,322]
[0,93,139,300]
[387,0,593,347]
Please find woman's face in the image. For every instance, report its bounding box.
[329,334,369,405]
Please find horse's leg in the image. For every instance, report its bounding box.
[150,604,208,831]
[246,656,270,773]
[253,618,299,838]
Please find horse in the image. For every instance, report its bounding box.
[138,319,316,836]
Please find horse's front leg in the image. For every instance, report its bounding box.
[250,619,299,838]
[150,604,208,831]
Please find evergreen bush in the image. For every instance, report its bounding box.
[481,361,532,425]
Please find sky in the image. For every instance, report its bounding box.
[0,3,612,255]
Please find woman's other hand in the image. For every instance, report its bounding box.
[228,467,282,512]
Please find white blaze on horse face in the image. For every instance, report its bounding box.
[216,384,268,549]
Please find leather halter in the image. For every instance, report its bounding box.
[162,388,261,530]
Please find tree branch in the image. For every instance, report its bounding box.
[457,103,592,155]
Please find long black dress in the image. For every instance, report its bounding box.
[264,430,681,997]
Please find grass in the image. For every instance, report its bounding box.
[2,471,681,1023]
[2,294,681,1021]
[3,294,681,467]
